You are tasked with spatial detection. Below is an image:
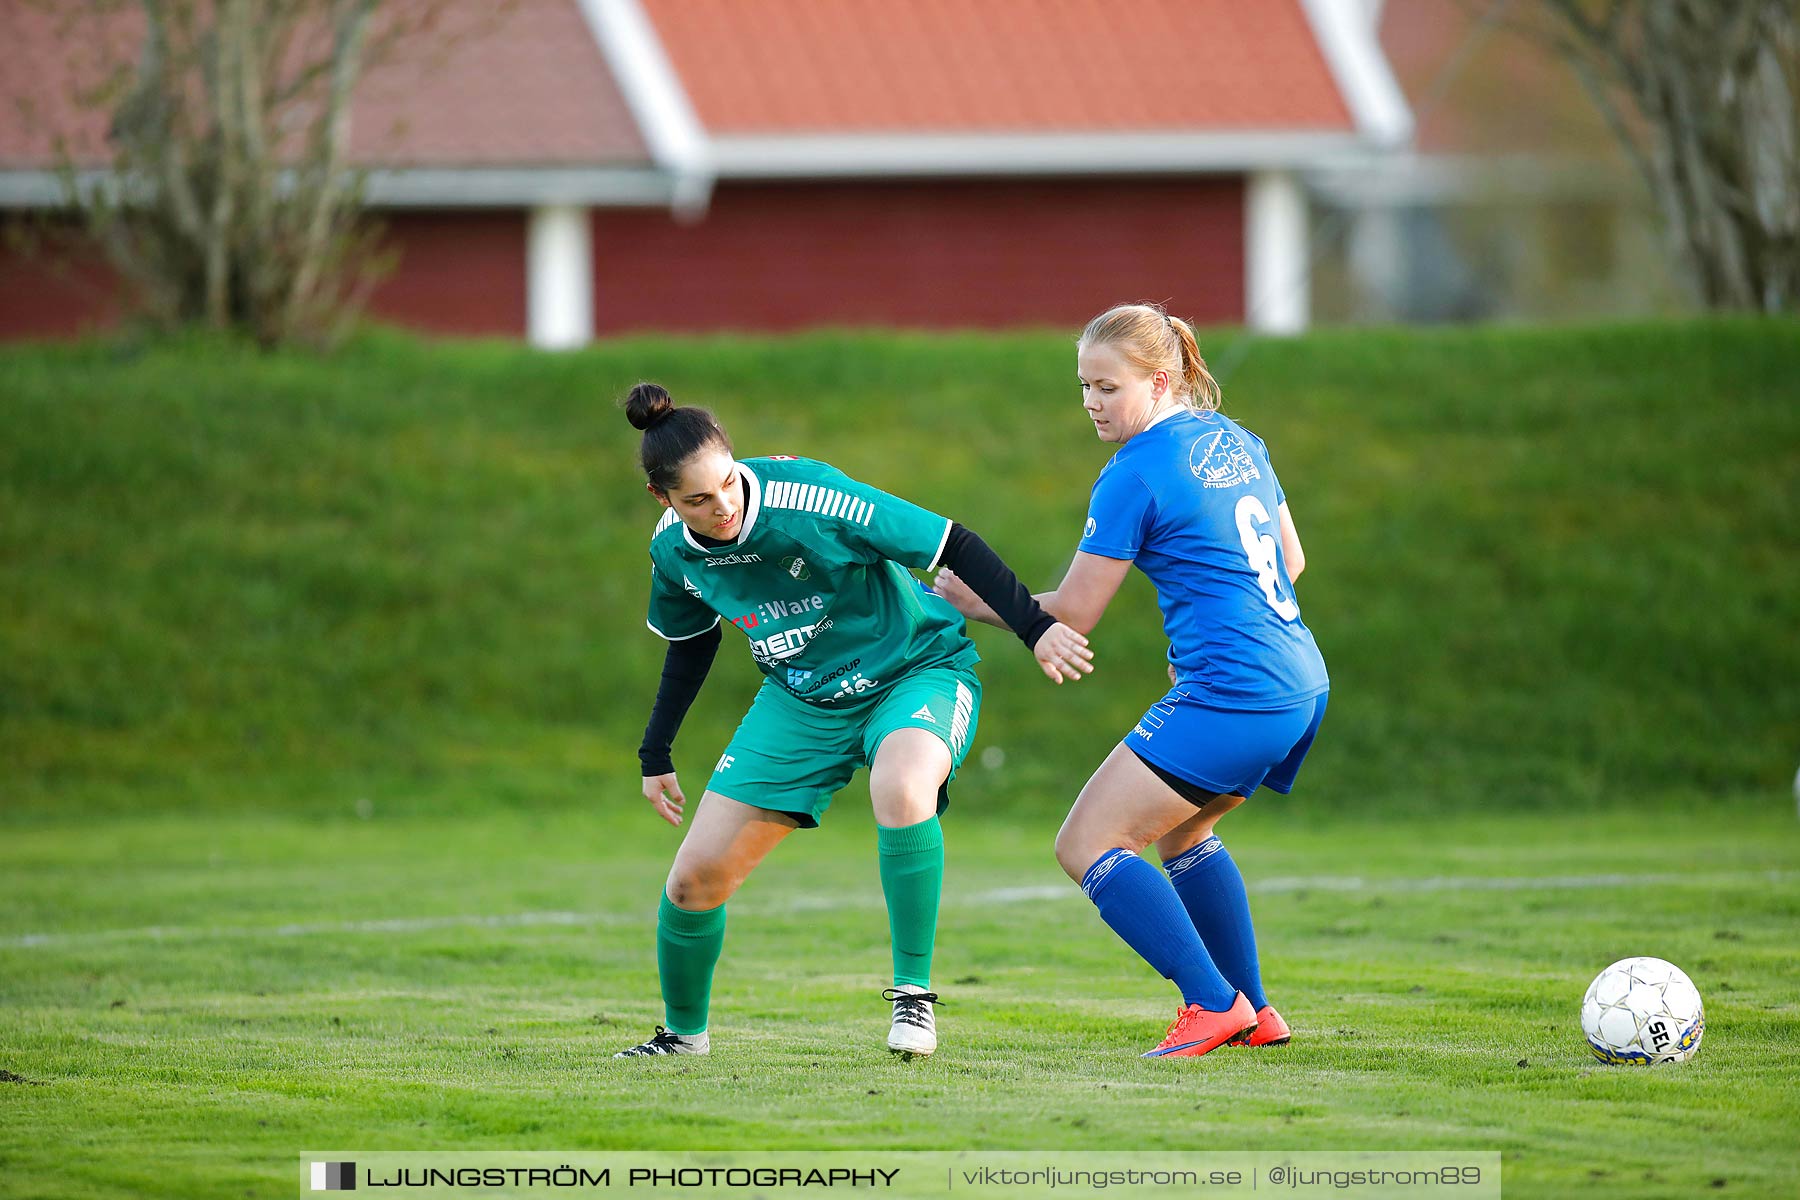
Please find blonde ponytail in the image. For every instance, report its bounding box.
[1167,316,1221,413]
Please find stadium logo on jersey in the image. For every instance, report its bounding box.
[781,555,811,581]
[702,552,763,567]
[1188,430,1261,489]
[787,668,813,688]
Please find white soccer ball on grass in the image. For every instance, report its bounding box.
[1580,956,1705,1065]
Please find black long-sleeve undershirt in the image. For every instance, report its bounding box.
[637,622,721,777]
[636,522,1052,776]
[937,522,1057,649]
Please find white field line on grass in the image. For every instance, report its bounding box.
[980,868,1800,904]
[4,868,1792,950]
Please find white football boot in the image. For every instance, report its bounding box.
[884,985,940,1058]
[614,1026,709,1057]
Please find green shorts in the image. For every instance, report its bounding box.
[705,664,982,828]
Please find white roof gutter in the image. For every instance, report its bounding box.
[0,165,677,209]
[577,0,714,218]
[1298,0,1414,150]
[706,130,1373,179]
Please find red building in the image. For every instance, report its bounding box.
[0,0,1409,344]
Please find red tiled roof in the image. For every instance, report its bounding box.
[353,0,646,167]
[2,0,1362,179]
[0,0,647,170]
[642,0,1354,134]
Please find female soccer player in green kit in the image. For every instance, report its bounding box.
[614,383,1091,1060]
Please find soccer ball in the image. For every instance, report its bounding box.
[1580,957,1705,1065]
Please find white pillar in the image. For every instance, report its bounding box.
[1245,170,1310,334]
[527,204,594,349]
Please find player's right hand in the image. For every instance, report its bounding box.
[642,773,687,826]
[1033,621,1094,684]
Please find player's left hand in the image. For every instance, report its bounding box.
[1033,621,1094,684]
[932,566,999,622]
[642,772,687,826]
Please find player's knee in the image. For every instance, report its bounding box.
[665,862,732,910]
[1053,821,1096,882]
[1056,813,1153,882]
[870,778,936,826]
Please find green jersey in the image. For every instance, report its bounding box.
[646,457,978,707]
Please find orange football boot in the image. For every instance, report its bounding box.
[1142,992,1258,1058]
[1240,1005,1290,1046]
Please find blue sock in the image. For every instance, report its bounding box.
[1165,836,1267,1011]
[1080,849,1237,1011]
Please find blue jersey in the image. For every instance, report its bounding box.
[1079,408,1328,709]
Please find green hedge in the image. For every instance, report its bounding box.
[1,319,1795,819]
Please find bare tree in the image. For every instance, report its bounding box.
[35,0,457,346]
[1514,1,1799,312]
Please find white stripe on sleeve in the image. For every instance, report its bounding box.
[926,517,953,572]
[646,615,723,642]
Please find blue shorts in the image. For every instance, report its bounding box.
[1126,689,1328,801]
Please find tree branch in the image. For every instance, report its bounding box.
[281,0,374,342]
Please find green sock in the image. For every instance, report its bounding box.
[657,891,726,1036]
[877,816,944,989]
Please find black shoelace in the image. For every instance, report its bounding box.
[620,1025,687,1056]
[882,989,941,1030]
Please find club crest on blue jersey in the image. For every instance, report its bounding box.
[1188,429,1262,489]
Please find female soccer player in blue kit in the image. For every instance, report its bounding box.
[937,303,1328,1059]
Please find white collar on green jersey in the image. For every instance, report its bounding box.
[681,460,763,553]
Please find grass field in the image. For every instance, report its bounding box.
[3,801,1797,1198]
[3,319,1799,1197]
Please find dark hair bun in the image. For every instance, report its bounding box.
[624,382,675,431]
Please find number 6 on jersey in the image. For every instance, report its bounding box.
[1234,495,1299,621]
